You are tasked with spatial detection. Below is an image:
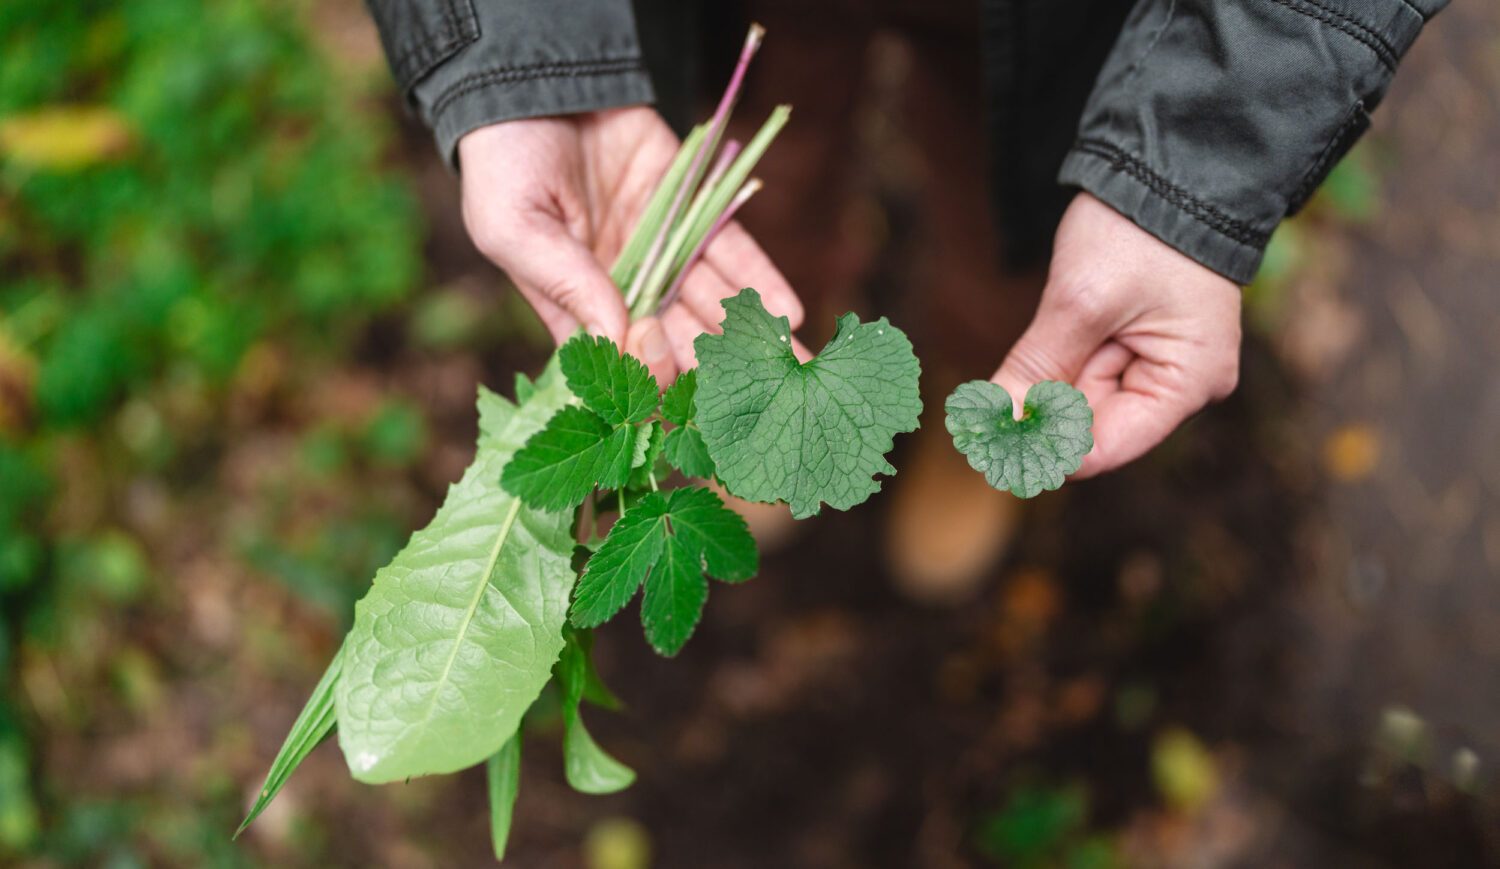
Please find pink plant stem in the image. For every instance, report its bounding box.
[625,24,764,307]
[657,178,763,314]
[702,139,742,196]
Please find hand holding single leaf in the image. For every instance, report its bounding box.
[945,380,1093,498]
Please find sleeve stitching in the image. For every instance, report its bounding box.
[430,57,648,121]
[1073,139,1271,249]
[1263,0,1398,70]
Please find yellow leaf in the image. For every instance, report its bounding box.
[0,106,133,170]
[1151,727,1219,814]
[1322,424,1381,482]
[584,817,651,869]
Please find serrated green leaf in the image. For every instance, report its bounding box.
[335,371,577,784]
[559,334,658,425]
[486,732,522,861]
[659,486,756,582]
[944,380,1093,498]
[570,494,668,628]
[694,289,922,518]
[662,425,715,479]
[662,370,714,477]
[640,535,707,655]
[237,643,343,837]
[556,632,634,794]
[502,405,636,512]
[571,487,756,656]
[661,369,697,425]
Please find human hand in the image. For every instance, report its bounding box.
[993,191,1242,478]
[457,106,803,384]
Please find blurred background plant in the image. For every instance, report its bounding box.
[3,0,1499,866]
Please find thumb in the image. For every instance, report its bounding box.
[493,221,629,345]
[992,293,1114,415]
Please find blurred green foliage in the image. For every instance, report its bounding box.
[974,782,1120,869]
[0,0,423,860]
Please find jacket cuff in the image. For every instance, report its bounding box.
[1058,0,1445,287]
[430,62,655,168]
[1059,142,1267,285]
[369,0,657,168]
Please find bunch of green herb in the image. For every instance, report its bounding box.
[239,26,924,862]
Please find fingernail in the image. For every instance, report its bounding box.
[586,323,609,339]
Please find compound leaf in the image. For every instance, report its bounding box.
[945,380,1093,498]
[694,289,922,518]
[501,405,636,512]
[335,372,577,784]
[559,334,658,425]
[570,487,755,656]
[569,494,668,629]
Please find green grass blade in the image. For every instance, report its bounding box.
[611,124,707,293]
[486,731,523,861]
[235,643,344,838]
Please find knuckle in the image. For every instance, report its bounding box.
[1050,275,1113,325]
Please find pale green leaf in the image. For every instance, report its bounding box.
[556,632,634,794]
[693,289,922,518]
[944,380,1093,498]
[236,643,343,837]
[501,405,636,512]
[486,732,523,861]
[335,369,577,783]
[559,334,658,426]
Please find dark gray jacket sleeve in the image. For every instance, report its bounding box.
[364,0,655,167]
[1058,0,1448,284]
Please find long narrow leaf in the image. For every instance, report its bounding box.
[236,643,344,837]
[486,732,523,861]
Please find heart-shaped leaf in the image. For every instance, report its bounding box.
[945,380,1093,498]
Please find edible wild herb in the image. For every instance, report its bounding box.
[945,380,1094,498]
[694,289,923,518]
[240,24,923,863]
[572,486,756,656]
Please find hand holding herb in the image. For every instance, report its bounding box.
[457,106,803,385]
[990,191,1241,478]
